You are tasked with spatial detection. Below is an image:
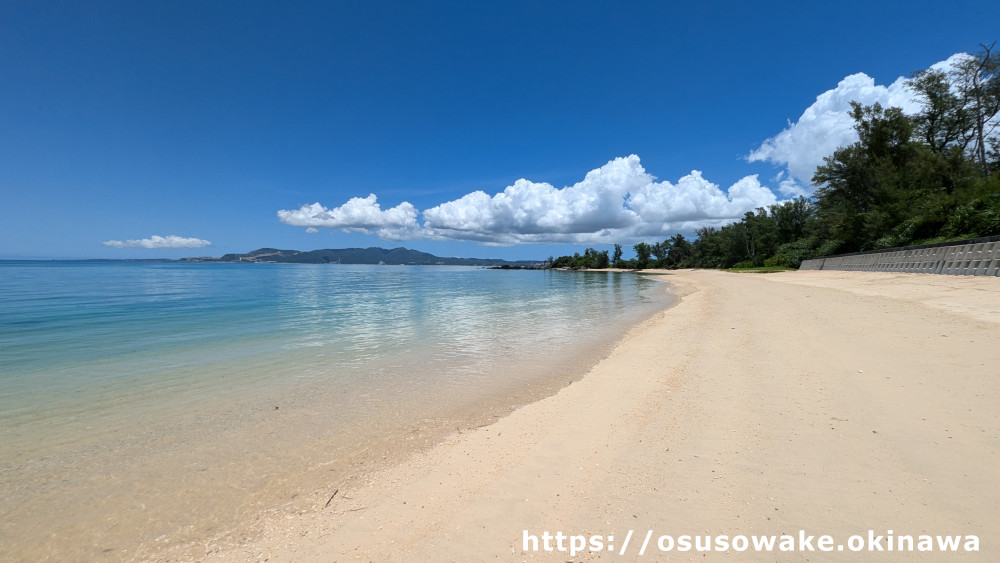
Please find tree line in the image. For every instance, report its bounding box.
[547,44,1000,270]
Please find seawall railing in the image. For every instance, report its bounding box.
[798,236,1000,276]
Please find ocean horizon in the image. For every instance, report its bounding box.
[0,261,673,561]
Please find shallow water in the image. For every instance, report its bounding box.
[0,261,672,561]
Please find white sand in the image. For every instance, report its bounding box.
[204,270,1000,561]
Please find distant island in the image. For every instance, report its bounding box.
[181,247,541,267]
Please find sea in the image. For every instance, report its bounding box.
[0,261,673,561]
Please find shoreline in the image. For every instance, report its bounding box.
[203,269,999,561]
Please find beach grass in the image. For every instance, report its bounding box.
[724,265,797,273]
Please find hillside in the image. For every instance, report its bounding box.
[214,247,538,266]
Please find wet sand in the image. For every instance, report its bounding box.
[203,270,1000,561]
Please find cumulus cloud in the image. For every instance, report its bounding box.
[277,194,420,239]
[747,73,915,187]
[627,170,776,226]
[283,156,780,245]
[747,53,973,190]
[423,156,777,244]
[103,235,212,249]
[423,156,645,243]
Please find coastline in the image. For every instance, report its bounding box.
[201,269,1000,561]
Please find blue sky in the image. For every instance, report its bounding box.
[2,1,998,260]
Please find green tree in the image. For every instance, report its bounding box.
[611,243,623,267]
[907,68,970,156]
[633,242,652,269]
[951,43,1000,177]
[770,197,814,245]
[651,241,668,267]
[665,233,693,267]
[594,249,610,269]
[550,255,573,268]
[742,208,780,264]
[813,102,922,251]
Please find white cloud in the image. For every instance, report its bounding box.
[422,156,777,244]
[103,235,212,249]
[774,171,808,198]
[747,73,915,187]
[626,170,777,230]
[747,53,973,190]
[422,155,647,243]
[305,227,319,234]
[285,156,779,246]
[277,194,420,239]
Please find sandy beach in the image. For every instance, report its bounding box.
[203,269,1000,561]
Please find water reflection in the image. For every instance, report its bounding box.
[0,261,674,562]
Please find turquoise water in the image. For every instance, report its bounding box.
[0,261,672,561]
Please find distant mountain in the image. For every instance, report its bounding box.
[209,247,539,266]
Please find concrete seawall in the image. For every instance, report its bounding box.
[799,236,1000,276]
